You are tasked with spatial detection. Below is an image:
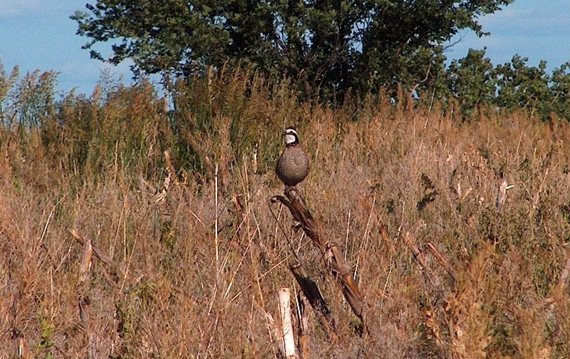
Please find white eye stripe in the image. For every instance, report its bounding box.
[285,129,298,136]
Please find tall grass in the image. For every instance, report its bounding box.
[0,67,569,358]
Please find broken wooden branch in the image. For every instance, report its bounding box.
[68,229,125,284]
[496,177,515,212]
[297,293,311,359]
[426,242,457,282]
[403,232,439,287]
[289,263,336,336]
[558,256,570,293]
[271,187,366,323]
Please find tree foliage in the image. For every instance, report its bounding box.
[447,49,496,115]
[72,0,513,100]
[445,50,570,120]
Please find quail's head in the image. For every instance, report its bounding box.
[283,127,300,146]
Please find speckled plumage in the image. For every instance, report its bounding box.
[276,128,310,186]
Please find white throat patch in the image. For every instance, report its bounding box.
[284,133,297,145]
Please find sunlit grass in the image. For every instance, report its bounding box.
[0,68,568,358]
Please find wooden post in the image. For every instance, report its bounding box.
[278,288,297,358]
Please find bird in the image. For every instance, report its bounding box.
[276,127,310,187]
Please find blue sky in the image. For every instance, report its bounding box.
[1,0,569,95]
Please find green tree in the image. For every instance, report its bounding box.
[71,0,513,101]
[550,62,570,120]
[446,48,496,116]
[495,55,551,118]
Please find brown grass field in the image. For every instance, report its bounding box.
[0,70,569,358]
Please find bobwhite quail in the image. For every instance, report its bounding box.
[276,127,310,187]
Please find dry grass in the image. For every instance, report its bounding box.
[0,71,569,358]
